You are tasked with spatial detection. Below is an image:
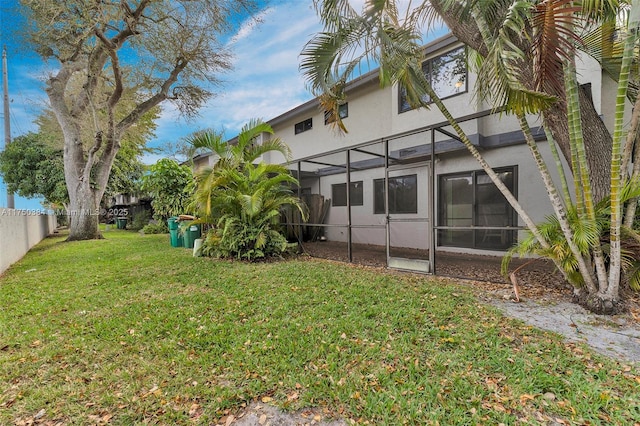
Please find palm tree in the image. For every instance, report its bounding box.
[429,0,615,204]
[301,0,640,313]
[300,0,554,273]
[187,119,307,260]
[468,0,640,312]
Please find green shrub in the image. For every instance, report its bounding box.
[201,220,296,261]
[189,120,307,261]
[130,210,151,231]
[140,158,194,221]
[142,223,168,234]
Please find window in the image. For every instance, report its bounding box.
[324,103,349,125]
[438,166,517,250]
[373,175,418,214]
[294,118,313,134]
[332,181,363,207]
[399,46,467,113]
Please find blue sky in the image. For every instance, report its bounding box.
[1,0,443,210]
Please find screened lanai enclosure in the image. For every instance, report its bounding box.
[282,109,536,280]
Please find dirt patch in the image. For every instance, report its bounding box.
[216,402,346,426]
[302,240,567,291]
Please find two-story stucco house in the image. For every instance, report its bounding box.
[193,33,611,274]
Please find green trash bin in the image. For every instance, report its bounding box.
[167,216,179,231]
[116,217,127,229]
[169,229,183,248]
[183,224,202,249]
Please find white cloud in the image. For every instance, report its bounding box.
[228,7,275,45]
[148,0,322,146]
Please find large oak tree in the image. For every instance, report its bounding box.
[20,0,259,240]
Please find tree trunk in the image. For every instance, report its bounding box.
[66,185,103,241]
[542,87,612,203]
[572,288,625,315]
[430,0,613,203]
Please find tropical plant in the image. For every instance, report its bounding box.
[140,158,194,222]
[462,0,640,313]
[300,0,640,314]
[503,179,640,290]
[188,120,307,260]
[428,0,615,204]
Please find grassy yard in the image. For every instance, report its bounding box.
[1,230,638,425]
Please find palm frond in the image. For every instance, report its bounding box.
[186,129,227,158]
[313,0,358,31]
[245,137,292,163]
[580,0,624,22]
[471,1,559,114]
[531,0,583,97]
[236,119,274,154]
[302,0,424,132]
[476,37,557,114]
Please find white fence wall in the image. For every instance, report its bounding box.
[0,209,57,275]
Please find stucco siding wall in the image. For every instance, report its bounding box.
[272,84,393,161]
[295,139,573,253]
[0,209,57,275]
[307,164,430,249]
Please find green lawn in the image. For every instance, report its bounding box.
[1,230,638,425]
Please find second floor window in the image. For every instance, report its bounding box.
[295,118,313,134]
[399,46,467,113]
[324,103,349,125]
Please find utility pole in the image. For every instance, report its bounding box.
[2,46,14,209]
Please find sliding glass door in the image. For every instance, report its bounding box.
[438,167,517,250]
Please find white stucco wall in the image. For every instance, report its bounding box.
[305,163,431,249]
[0,209,57,275]
[272,82,394,161]
[576,52,603,114]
